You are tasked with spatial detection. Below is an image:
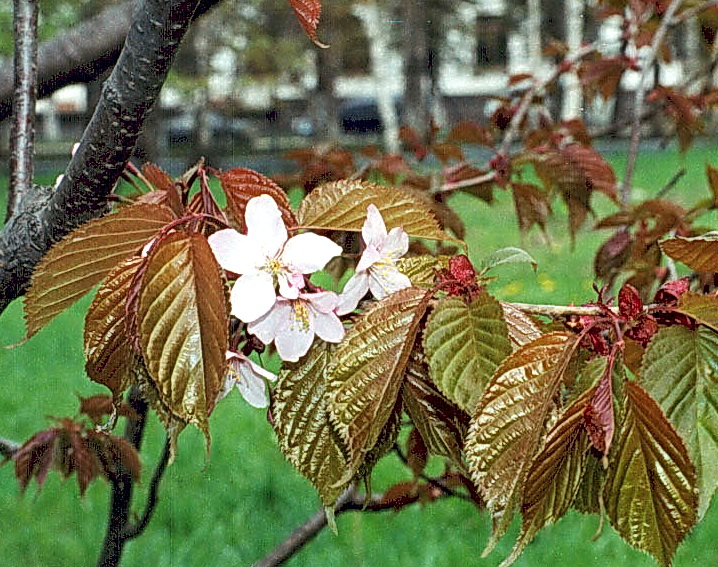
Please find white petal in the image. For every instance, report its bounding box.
[208,229,265,274]
[368,266,412,299]
[229,272,276,322]
[362,204,388,248]
[274,326,315,362]
[381,227,409,261]
[336,272,370,315]
[304,291,338,313]
[244,357,277,382]
[312,310,345,343]
[282,232,342,273]
[244,195,287,256]
[237,367,269,408]
[247,299,292,344]
[356,244,382,273]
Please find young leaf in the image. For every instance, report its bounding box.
[401,350,470,468]
[12,428,60,493]
[396,255,447,288]
[328,287,431,474]
[501,388,594,566]
[481,247,537,273]
[297,179,450,241]
[423,292,513,413]
[584,362,615,455]
[138,231,228,448]
[641,325,718,517]
[220,168,297,231]
[605,381,697,567]
[24,203,175,339]
[84,256,144,399]
[272,342,349,507]
[661,233,718,273]
[288,0,325,47]
[466,332,576,553]
[511,182,550,235]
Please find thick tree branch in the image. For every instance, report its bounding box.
[7,0,39,222]
[0,0,203,317]
[0,0,223,123]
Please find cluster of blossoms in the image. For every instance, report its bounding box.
[207,194,412,407]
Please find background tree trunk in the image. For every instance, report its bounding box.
[402,0,432,139]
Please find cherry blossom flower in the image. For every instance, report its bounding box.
[208,194,342,323]
[336,204,411,315]
[248,290,345,362]
[217,351,277,408]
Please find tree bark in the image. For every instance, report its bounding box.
[0,0,223,123]
[561,0,584,120]
[402,0,432,139]
[0,0,203,316]
[353,0,400,153]
[7,0,39,222]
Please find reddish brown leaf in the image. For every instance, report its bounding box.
[661,234,718,273]
[707,164,718,208]
[288,0,325,47]
[619,283,643,320]
[84,256,144,398]
[594,230,632,281]
[584,363,615,454]
[511,182,550,235]
[220,168,297,231]
[400,126,428,161]
[446,121,494,147]
[579,56,630,101]
[87,431,142,482]
[406,428,428,477]
[12,428,60,493]
[380,481,421,510]
[78,394,140,425]
[24,203,175,339]
[142,162,175,193]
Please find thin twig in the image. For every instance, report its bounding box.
[508,302,618,318]
[121,437,171,539]
[7,0,39,222]
[391,443,471,502]
[656,168,686,199]
[0,437,21,459]
[621,0,685,207]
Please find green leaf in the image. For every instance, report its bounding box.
[272,342,350,507]
[328,287,431,474]
[424,292,513,413]
[481,247,537,273]
[641,325,718,517]
[677,292,718,333]
[24,203,175,339]
[466,332,576,554]
[500,387,594,567]
[84,257,143,400]
[661,233,718,273]
[401,350,470,468]
[605,381,697,567]
[138,231,228,448]
[296,179,450,241]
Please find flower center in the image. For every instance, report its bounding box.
[291,301,311,332]
[266,257,284,275]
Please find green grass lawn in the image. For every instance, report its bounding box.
[2,144,718,566]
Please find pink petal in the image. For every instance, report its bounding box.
[381,227,409,261]
[282,233,342,273]
[245,195,287,256]
[362,204,388,249]
[313,310,345,343]
[336,272,370,315]
[229,272,276,322]
[208,229,264,274]
[368,266,412,299]
[278,273,302,299]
